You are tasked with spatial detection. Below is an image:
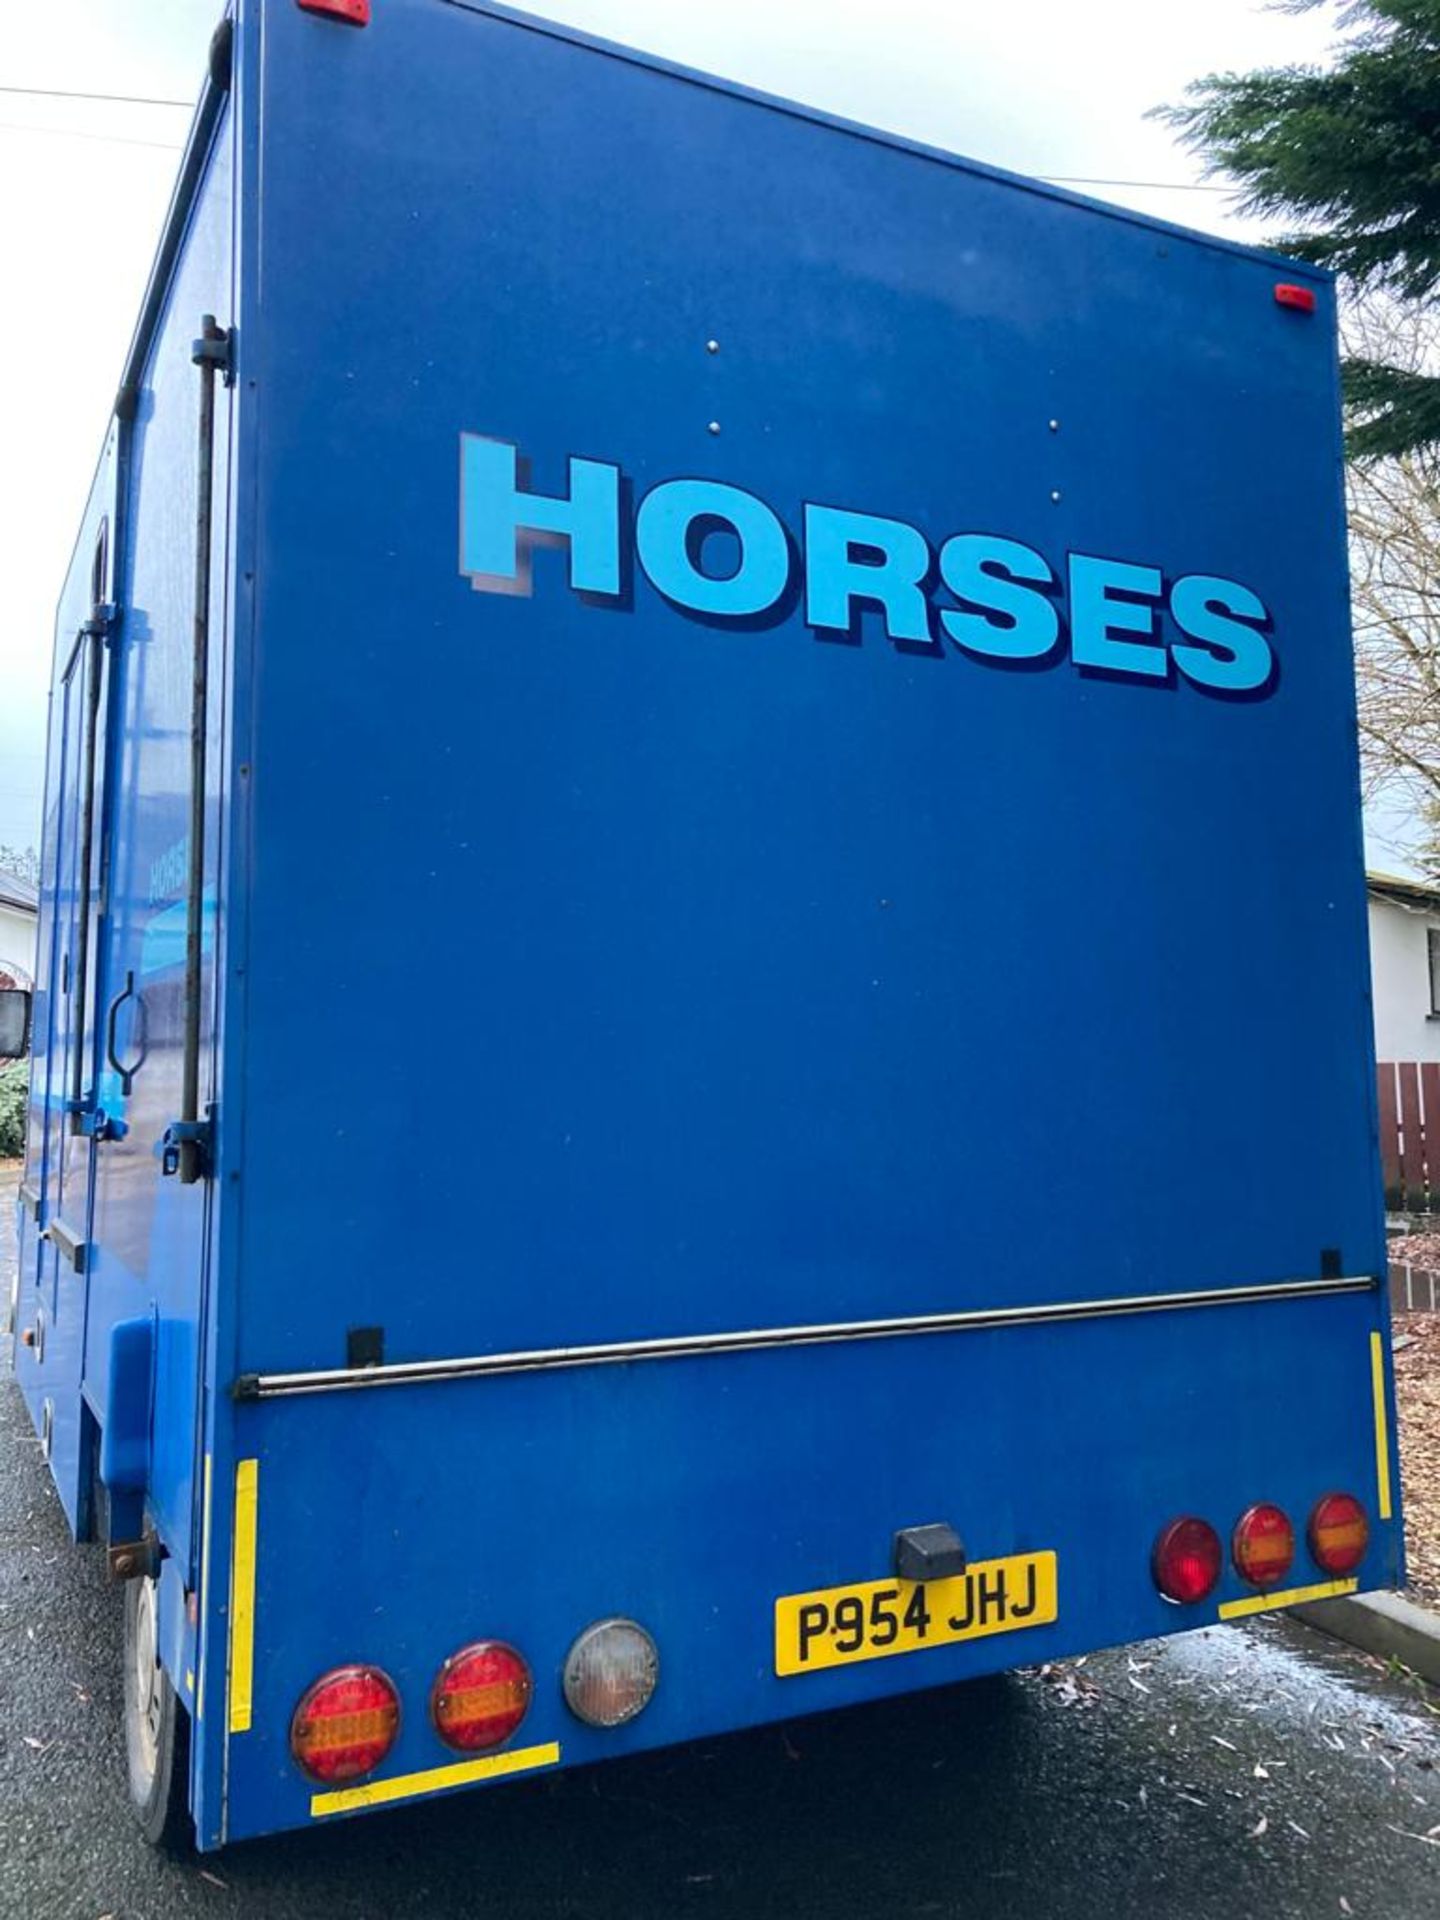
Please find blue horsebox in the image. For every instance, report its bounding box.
[8,0,1399,1850]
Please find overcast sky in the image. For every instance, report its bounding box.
[3,0,1390,865]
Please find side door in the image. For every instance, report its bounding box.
[17,509,114,1508]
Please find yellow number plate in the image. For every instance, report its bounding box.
[774,1550,1058,1676]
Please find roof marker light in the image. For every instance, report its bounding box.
[297,0,371,25]
[1274,283,1317,314]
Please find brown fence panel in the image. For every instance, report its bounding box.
[1423,1064,1440,1202]
[1399,1063,1425,1210]
[1378,1063,1402,1210]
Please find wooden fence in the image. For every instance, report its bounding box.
[1377,1060,1440,1212]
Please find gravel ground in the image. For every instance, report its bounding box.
[1391,1310,1440,1608]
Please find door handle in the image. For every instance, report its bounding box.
[105,971,147,1097]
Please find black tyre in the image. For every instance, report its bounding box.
[122,1574,193,1850]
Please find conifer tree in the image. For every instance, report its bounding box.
[1163,1,1440,458]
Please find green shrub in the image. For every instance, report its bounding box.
[0,1058,28,1159]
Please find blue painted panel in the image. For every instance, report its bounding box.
[85,111,236,1577]
[240,0,1376,1375]
[14,429,119,1533]
[222,1291,1397,1842]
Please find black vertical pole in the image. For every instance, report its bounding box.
[179,314,227,1186]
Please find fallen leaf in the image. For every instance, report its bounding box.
[1210,1736,1238,1752]
[1253,1763,1269,1780]
[1339,1899,1353,1916]
[1250,1816,1268,1839]
[199,1868,228,1888]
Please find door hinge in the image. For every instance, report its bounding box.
[191,318,234,386]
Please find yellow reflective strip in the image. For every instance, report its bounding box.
[1217,1576,1357,1620]
[310,1741,561,1818]
[227,1458,259,1735]
[1371,1330,1394,1521]
[197,1454,212,1724]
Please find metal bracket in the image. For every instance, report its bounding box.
[81,602,117,643]
[108,1532,161,1583]
[191,318,235,386]
[75,1106,115,1141]
[161,1107,215,1180]
[44,1216,90,1276]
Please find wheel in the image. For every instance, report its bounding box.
[123,1574,192,1849]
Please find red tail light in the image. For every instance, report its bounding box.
[290,1666,400,1783]
[1231,1503,1295,1589]
[431,1641,532,1752]
[1308,1492,1369,1575]
[1153,1516,1222,1604]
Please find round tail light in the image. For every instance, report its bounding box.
[290,1665,400,1783]
[431,1641,532,1752]
[1308,1492,1369,1575]
[1153,1516,1222,1604]
[1231,1503,1295,1589]
[563,1619,659,1728]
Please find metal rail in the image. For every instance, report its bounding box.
[65,619,105,1133]
[174,315,228,1185]
[233,1273,1377,1401]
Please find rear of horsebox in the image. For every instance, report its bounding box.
[192,0,1397,1846]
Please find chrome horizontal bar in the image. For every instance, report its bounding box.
[233,1274,1376,1402]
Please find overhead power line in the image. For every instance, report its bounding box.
[0,82,191,108]
[0,120,184,154]
[1043,175,1227,193]
[0,86,1237,194]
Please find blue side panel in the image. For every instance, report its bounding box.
[14,430,120,1533]
[83,108,236,1588]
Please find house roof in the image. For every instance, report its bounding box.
[1367,869,1440,912]
[0,871,38,915]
